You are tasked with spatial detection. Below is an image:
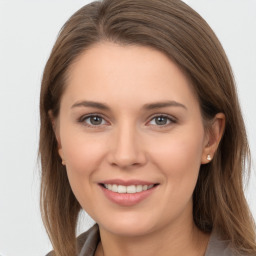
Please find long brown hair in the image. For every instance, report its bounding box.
[39,0,256,255]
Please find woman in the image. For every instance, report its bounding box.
[39,0,256,255]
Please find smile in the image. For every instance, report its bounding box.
[99,181,159,206]
[103,184,154,194]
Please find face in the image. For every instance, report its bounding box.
[55,42,209,237]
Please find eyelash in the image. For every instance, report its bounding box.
[148,114,177,127]
[78,113,108,128]
[78,113,177,129]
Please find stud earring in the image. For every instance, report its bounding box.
[207,154,211,161]
[62,160,66,166]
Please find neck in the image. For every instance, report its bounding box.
[96,217,210,256]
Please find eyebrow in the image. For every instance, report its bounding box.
[71,100,187,111]
[142,101,187,110]
[71,101,110,110]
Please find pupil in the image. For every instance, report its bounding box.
[156,117,167,125]
[90,116,102,125]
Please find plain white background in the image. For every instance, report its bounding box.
[0,1,255,255]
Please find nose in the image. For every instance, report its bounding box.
[107,124,147,169]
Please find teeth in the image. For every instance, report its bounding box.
[118,185,127,193]
[104,184,154,193]
[136,185,143,192]
[112,184,118,192]
[127,185,136,193]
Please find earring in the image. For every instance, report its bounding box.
[62,160,66,166]
[207,154,211,161]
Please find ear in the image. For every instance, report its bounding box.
[48,110,64,162]
[201,113,225,164]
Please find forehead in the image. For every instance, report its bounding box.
[62,42,199,111]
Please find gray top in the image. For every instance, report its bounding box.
[204,231,235,256]
[47,224,236,256]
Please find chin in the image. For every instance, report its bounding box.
[96,211,161,237]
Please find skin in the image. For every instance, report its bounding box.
[53,42,225,256]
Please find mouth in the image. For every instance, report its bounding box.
[98,180,159,206]
[100,183,158,194]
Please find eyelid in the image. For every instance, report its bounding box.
[146,113,177,126]
[78,113,110,128]
[77,112,177,128]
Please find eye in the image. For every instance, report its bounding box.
[148,115,175,126]
[80,114,107,127]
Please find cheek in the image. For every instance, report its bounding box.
[148,125,205,191]
[61,130,107,175]
[60,129,108,205]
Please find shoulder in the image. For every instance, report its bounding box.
[77,224,100,255]
[205,232,243,256]
[45,224,100,256]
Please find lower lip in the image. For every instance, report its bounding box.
[100,185,158,206]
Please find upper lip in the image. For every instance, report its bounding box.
[99,179,158,186]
